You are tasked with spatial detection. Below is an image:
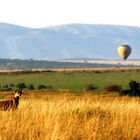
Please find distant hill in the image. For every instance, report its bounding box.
[0,23,140,60]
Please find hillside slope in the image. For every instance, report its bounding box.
[0,23,139,60]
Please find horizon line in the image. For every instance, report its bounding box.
[0,22,140,29]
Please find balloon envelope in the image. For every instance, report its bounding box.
[117,45,132,60]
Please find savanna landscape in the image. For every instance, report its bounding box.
[1,0,140,139]
[0,69,140,140]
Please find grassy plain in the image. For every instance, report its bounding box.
[0,91,140,140]
[0,68,140,92]
[0,69,140,139]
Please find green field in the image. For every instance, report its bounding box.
[0,69,140,92]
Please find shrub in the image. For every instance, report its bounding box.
[17,83,26,90]
[27,84,35,90]
[9,84,15,87]
[94,71,101,74]
[121,80,140,96]
[129,80,139,91]
[38,84,47,90]
[105,85,122,92]
[3,84,9,89]
[129,80,140,96]
[1,84,12,91]
[120,89,130,96]
[86,84,96,92]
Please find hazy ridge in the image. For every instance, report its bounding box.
[0,23,140,60]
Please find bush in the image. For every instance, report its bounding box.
[38,84,47,90]
[17,83,26,90]
[129,80,139,91]
[121,80,140,96]
[9,84,15,87]
[86,84,96,92]
[27,84,35,90]
[3,84,9,89]
[1,84,12,91]
[129,80,140,96]
[105,85,122,92]
[94,71,101,74]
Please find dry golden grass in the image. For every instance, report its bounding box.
[0,67,140,74]
[0,92,140,140]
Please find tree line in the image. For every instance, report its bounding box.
[0,58,136,70]
[1,80,140,97]
[0,82,52,91]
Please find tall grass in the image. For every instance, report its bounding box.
[0,92,140,140]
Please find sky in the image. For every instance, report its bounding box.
[0,0,140,28]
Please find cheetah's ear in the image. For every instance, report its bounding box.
[19,90,23,96]
[15,89,19,93]
[15,89,21,93]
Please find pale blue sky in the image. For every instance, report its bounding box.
[0,0,139,28]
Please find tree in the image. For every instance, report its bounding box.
[129,80,140,96]
[121,80,140,96]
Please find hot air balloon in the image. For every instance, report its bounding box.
[117,45,132,60]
